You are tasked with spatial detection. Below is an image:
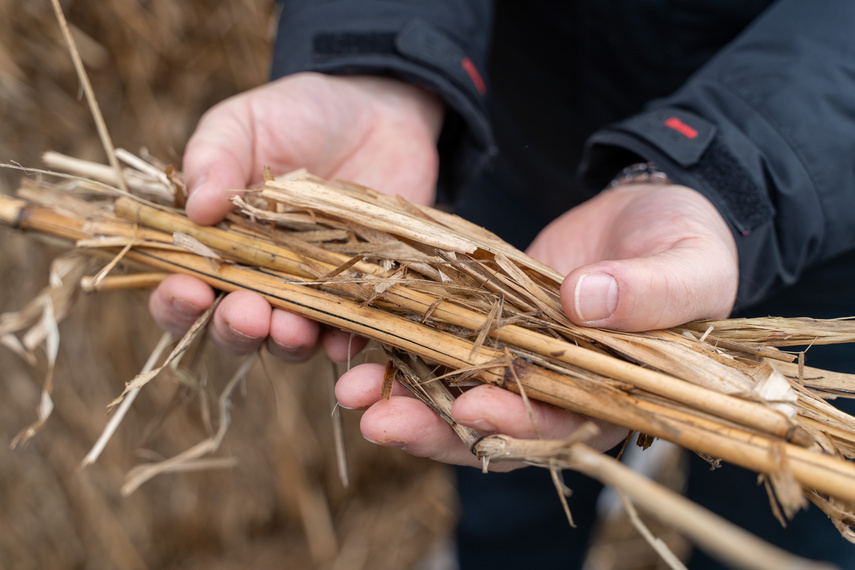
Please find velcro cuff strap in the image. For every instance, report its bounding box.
[582,108,774,235]
[617,108,716,167]
[313,32,396,59]
[312,19,487,101]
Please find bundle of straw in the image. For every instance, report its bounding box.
[2,149,855,568]
[2,4,852,568]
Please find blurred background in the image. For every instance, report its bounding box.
[0,2,456,569]
[0,2,685,568]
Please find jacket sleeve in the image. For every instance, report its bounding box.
[578,0,855,308]
[270,0,496,198]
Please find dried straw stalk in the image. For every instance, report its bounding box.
[385,345,837,570]
[3,154,855,567]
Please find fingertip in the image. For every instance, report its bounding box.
[266,309,320,362]
[356,385,529,469]
[336,363,386,409]
[452,384,535,437]
[336,362,415,409]
[209,290,272,355]
[321,328,368,363]
[184,168,245,225]
[453,384,580,441]
[562,251,736,332]
[185,185,244,226]
[560,270,619,326]
[149,274,216,336]
[360,397,467,460]
[359,398,414,448]
[562,259,646,331]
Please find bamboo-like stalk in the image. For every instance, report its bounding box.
[114,197,316,278]
[80,273,169,292]
[385,346,836,570]
[0,196,28,226]
[478,437,838,570]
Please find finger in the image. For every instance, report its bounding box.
[208,290,271,355]
[338,364,477,466]
[321,328,369,364]
[335,363,415,410]
[348,370,623,467]
[265,308,321,362]
[183,98,254,225]
[561,240,737,331]
[452,384,627,452]
[148,274,216,336]
[359,397,505,469]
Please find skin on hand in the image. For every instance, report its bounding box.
[336,363,629,471]
[529,183,739,331]
[183,72,445,224]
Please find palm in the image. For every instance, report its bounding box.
[183,73,443,224]
[527,183,738,330]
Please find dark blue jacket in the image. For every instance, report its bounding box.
[270,0,855,310]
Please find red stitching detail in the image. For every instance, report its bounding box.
[665,117,698,139]
[461,57,486,95]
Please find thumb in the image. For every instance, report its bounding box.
[561,243,737,331]
[183,102,254,225]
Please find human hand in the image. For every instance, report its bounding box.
[336,183,738,469]
[336,364,627,471]
[529,183,738,331]
[149,73,444,361]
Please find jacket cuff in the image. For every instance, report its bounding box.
[578,107,780,307]
[271,8,496,199]
[579,107,774,236]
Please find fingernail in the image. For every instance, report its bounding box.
[365,436,407,450]
[171,298,204,317]
[457,419,497,434]
[574,273,618,322]
[228,325,262,342]
[268,339,314,362]
[185,177,208,209]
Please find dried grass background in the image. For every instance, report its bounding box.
[0,2,456,569]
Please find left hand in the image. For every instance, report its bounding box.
[532,182,738,331]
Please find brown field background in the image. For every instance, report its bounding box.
[0,2,456,569]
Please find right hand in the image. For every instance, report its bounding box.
[149,72,445,361]
[335,183,737,469]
